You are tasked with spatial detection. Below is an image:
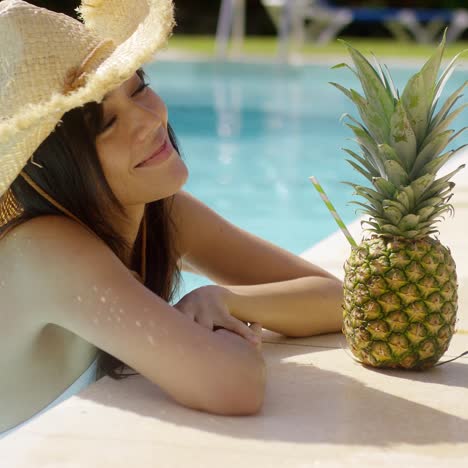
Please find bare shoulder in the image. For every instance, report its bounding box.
[3,214,131,326]
[171,190,220,257]
[171,190,201,250]
[5,214,263,415]
[6,214,107,259]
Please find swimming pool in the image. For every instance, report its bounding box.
[145,60,467,298]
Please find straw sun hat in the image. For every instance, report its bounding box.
[0,0,175,228]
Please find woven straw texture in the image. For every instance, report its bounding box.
[0,0,174,198]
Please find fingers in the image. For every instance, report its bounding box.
[175,293,262,350]
[249,322,263,338]
[225,316,261,346]
[249,322,263,351]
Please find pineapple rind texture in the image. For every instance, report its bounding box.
[343,237,458,370]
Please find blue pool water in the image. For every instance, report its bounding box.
[144,60,467,298]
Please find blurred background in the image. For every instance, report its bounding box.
[19,1,468,61]
[17,1,468,39]
[9,1,467,298]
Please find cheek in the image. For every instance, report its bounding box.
[150,93,168,122]
[95,142,125,189]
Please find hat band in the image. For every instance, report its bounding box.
[0,187,23,226]
[64,38,116,94]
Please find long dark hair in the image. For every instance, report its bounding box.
[1,68,183,379]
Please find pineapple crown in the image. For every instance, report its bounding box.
[331,33,467,239]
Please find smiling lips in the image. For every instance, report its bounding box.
[135,131,171,168]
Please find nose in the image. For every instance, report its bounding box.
[130,100,167,144]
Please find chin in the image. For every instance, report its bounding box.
[154,161,189,201]
[169,154,189,189]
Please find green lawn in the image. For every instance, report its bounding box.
[168,35,468,59]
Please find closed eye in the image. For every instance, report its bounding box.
[100,80,149,133]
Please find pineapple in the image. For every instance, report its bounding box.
[332,35,466,370]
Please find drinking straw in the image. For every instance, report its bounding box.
[309,176,357,248]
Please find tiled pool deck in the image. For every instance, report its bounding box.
[1,150,467,467]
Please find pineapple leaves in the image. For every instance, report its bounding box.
[411,130,455,177]
[431,49,467,119]
[361,220,381,232]
[344,182,386,203]
[378,143,407,170]
[417,205,436,221]
[384,160,409,186]
[401,72,429,146]
[372,177,396,198]
[409,173,436,199]
[429,81,467,133]
[396,189,412,211]
[330,62,358,79]
[343,148,380,177]
[337,40,394,121]
[400,33,446,145]
[380,224,405,236]
[346,159,374,182]
[349,201,382,218]
[383,199,408,215]
[382,205,402,224]
[371,54,398,101]
[389,101,417,170]
[421,164,465,201]
[421,149,457,175]
[425,104,467,149]
[346,123,386,174]
[398,214,420,231]
[329,82,361,102]
[333,35,466,240]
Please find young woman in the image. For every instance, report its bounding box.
[0,0,343,436]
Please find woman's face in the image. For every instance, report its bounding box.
[95,72,188,208]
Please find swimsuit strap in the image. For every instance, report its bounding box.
[19,172,101,239]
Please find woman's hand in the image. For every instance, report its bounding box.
[173,285,261,347]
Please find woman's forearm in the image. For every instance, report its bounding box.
[224,276,344,337]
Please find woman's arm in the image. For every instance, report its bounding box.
[13,215,266,416]
[173,190,344,338]
[224,276,343,338]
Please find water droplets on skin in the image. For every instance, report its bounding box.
[100,296,107,303]
[136,320,142,327]
[76,295,83,303]
[147,335,155,346]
